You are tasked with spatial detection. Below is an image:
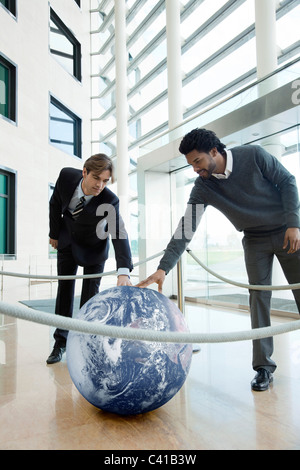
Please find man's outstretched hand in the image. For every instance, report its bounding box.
[136,269,166,293]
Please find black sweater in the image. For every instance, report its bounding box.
[158,145,300,274]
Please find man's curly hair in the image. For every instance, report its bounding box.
[179,128,226,156]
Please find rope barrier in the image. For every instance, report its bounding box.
[1,249,300,344]
[187,249,300,291]
[2,248,299,291]
[0,251,165,280]
[0,299,300,343]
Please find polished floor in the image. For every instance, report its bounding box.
[1,284,300,450]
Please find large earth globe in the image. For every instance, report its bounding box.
[66,286,193,415]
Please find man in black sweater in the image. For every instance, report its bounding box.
[138,128,300,391]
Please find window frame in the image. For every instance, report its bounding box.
[0,165,16,258]
[49,8,81,81]
[0,53,17,123]
[49,95,82,159]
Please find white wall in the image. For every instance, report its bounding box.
[0,0,91,300]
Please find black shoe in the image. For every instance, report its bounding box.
[46,345,66,364]
[251,368,273,391]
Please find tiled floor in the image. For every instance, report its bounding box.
[1,293,300,450]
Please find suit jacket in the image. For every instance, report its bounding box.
[49,167,133,269]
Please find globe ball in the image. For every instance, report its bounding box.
[66,286,193,415]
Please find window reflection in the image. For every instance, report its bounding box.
[0,55,16,122]
[50,98,81,158]
[50,19,74,75]
[0,62,8,118]
[50,9,81,81]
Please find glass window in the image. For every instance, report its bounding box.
[0,55,16,122]
[50,9,81,81]
[127,0,161,37]
[277,4,300,51]
[0,62,8,118]
[182,38,257,109]
[139,99,168,135]
[128,10,165,58]
[281,128,300,189]
[142,39,166,76]
[90,0,300,159]
[181,0,227,39]
[129,69,168,112]
[50,96,82,158]
[0,174,8,254]
[0,168,16,256]
[182,2,255,75]
[0,0,16,16]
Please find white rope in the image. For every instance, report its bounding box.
[0,251,165,280]
[1,249,300,344]
[2,248,299,291]
[187,249,300,291]
[1,300,300,344]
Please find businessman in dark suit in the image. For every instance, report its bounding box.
[47,153,133,364]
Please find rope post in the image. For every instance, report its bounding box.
[176,256,185,314]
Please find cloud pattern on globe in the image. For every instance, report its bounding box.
[67,286,193,415]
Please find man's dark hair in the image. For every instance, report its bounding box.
[84,153,114,182]
[179,128,226,155]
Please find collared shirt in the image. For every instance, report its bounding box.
[68,179,93,212]
[213,150,233,179]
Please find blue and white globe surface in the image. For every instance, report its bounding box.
[66,286,193,415]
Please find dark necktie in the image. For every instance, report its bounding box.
[72,196,85,219]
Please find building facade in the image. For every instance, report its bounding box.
[0,0,91,298]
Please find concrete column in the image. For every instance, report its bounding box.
[166,0,183,129]
[114,0,130,226]
[255,0,278,79]
[165,1,184,300]
[255,1,289,292]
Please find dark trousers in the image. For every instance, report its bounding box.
[53,245,105,346]
[242,230,300,373]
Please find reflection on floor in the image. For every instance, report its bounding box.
[1,297,300,450]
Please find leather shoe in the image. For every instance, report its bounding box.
[251,368,273,391]
[46,345,66,364]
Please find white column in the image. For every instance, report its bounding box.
[166,0,183,129]
[255,0,278,79]
[114,0,130,227]
[255,1,288,291]
[166,0,185,302]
